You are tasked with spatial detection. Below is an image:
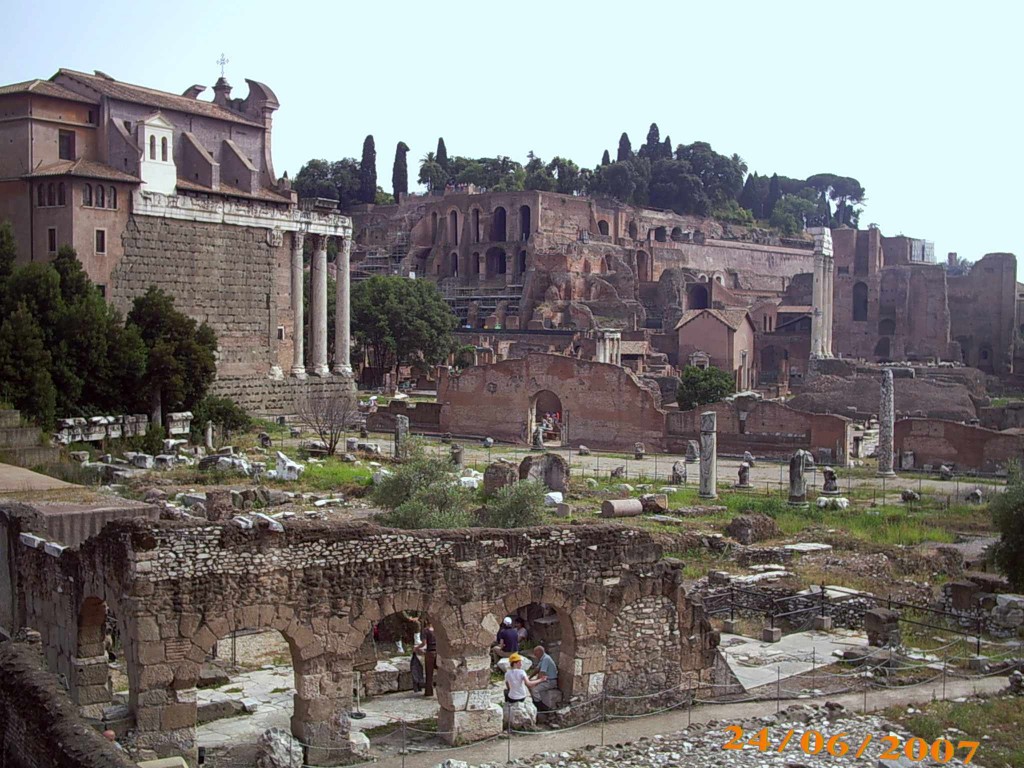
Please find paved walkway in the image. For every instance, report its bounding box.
[0,462,73,493]
[377,676,1006,768]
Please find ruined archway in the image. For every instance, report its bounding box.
[671,226,684,242]
[448,210,459,245]
[491,207,507,241]
[492,601,575,708]
[74,597,118,717]
[485,247,506,279]
[597,220,610,236]
[530,390,563,445]
[687,283,709,310]
[519,205,531,241]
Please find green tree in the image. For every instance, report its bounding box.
[293,158,361,209]
[436,137,449,172]
[616,132,633,162]
[766,173,783,217]
[391,141,409,202]
[738,172,761,217]
[351,276,456,385]
[601,149,611,166]
[0,220,16,291]
[0,303,57,426]
[991,463,1024,590]
[480,480,546,527]
[418,151,447,192]
[592,161,637,202]
[547,157,583,195]
[372,449,472,529]
[358,135,377,204]
[639,122,661,159]
[649,159,709,215]
[676,365,735,410]
[769,193,818,236]
[127,287,217,424]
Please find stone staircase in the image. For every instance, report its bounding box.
[0,409,60,467]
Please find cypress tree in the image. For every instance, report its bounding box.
[640,123,661,158]
[358,135,377,204]
[391,141,409,202]
[601,149,611,166]
[738,173,758,214]
[766,173,783,217]
[436,138,449,170]
[616,132,633,162]
[661,136,673,160]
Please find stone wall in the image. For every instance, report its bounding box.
[438,353,667,449]
[666,400,853,463]
[208,374,354,416]
[112,216,286,378]
[12,518,717,766]
[894,418,1024,472]
[0,641,135,768]
[605,595,682,698]
[948,253,1017,373]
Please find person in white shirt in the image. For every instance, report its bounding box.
[503,653,530,702]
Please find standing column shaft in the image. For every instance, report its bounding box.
[878,368,896,476]
[310,239,330,376]
[290,235,307,379]
[811,253,824,357]
[334,236,353,375]
[824,255,835,355]
[699,411,718,499]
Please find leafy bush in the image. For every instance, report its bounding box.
[480,481,546,528]
[677,365,735,410]
[370,453,452,511]
[711,200,755,226]
[190,395,252,441]
[991,463,1024,590]
[378,482,474,530]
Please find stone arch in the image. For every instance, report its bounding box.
[529,389,563,444]
[878,318,896,336]
[687,283,709,310]
[671,226,684,242]
[519,205,531,241]
[653,226,667,243]
[636,250,651,282]
[597,220,610,236]
[491,206,507,241]
[714,274,724,285]
[853,281,868,321]
[448,210,459,245]
[450,251,459,277]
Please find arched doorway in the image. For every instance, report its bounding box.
[874,337,891,360]
[636,250,651,282]
[450,252,459,277]
[530,390,563,445]
[485,247,506,278]
[687,283,709,310]
[671,226,684,242]
[597,220,610,236]
[517,250,527,275]
[494,601,575,707]
[519,205,531,241]
[448,210,459,245]
[491,207,507,241]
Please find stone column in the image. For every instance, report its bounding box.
[310,236,330,377]
[878,368,896,476]
[290,234,307,379]
[698,411,717,499]
[333,235,353,376]
[810,250,824,358]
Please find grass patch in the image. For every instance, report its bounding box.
[884,695,1024,768]
[269,686,291,694]
[223,686,244,694]
[297,459,374,492]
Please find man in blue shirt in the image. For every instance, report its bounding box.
[529,645,559,707]
[491,616,519,662]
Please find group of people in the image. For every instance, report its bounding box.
[491,616,558,708]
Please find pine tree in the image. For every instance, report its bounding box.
[436,138,449,170]
[766,173,783,218]
[738,173,758,215]
[661,136,673,160]
[639,123,660,158]
[616,133,633,162]
[0,303,57,427]
[358,135,377,204]
[601,149,611,166]
[392,141,409,202]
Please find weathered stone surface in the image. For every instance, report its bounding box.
[787,449,814,506]
[878,368,896,476]
[393,415,410,459]
[698,412,716,499]
[518,452,568,492]
[504,696,537,730]
[255,727,303,768]
[725,514,780,545]
[864,608,900,646]
[601,499,644,518]
[671,461,687,484]
[483,460,518,496]
[639,494,668,514]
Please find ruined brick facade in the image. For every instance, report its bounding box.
[894,418,1024,472]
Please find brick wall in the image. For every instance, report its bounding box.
[207,374,354,415]
[894,418,1024,472]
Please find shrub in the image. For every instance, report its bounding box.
[480,481,546,528]
[991,462,1024,590]
[677,364,735,409]
[371,454,452,511]
[191,395,252,441]
[378,480,473,529]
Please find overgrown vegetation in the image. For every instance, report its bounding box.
[479,481,546,528]
[676,364,736,410]
[190,395,253,442]
[990,462,1024,590]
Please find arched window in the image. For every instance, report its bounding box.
[149,135,156,160]
[448,210,459,245]
[161,137,168,162]
[108,186,117,209]
[96,184,105,208]
[853,282,868,321]
[628,221,638,239]
[519,205,531,241]
[671,226,684,242]
[47,184,55,207]
[597,220,609,236]
[83,183,92,206]
[517,250,527,274]
[57,183,66,206]
[37,184,45,207]
[450,252,458,276]
[491,207,507,241]
[472,252,480,275]
[472,209,480,243]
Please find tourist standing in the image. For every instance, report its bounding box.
[414,620,437,697]
[504,653,529,703]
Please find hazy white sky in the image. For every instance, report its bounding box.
[4,0,1020,260]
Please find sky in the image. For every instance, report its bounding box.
[4,0,1020,261]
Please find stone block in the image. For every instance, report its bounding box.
[438,704,502,744]
[600,499,644,518]
[761,627,782,643]
[813,615,833,631]
[504,696,537,730]
[587,672,605,694]
[161,702,197,731]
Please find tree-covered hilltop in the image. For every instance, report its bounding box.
[292,124,867,233]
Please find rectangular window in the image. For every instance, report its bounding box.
[95,229,106,255]
[47,227,57,254]
[58,130,75,160]
[96,284,106,298]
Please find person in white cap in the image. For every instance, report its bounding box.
[490,616,519,662]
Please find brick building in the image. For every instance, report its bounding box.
[0,69,354,411]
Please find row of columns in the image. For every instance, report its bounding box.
[290,233,352,379]
[810,227,835,358]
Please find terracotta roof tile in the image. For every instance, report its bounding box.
[176,177,291,204]
[54,69,264,127]
[24,158,140,183]
[674,308,752,331]
[0,79,97,104]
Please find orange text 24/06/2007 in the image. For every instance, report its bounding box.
[722,725,979,763]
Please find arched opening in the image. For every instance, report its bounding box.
[714,274,724,285]
[874,337,891,360]
[597,220,610,236]
[583,260,592,275]
[96,184,105,208]
[108,186,117,209]
[491,207,507,241]
[517,250,527,275]
[57,182,66,206]
[430,212,438,242]
[653,226,667,243]
[161,136,168,162]
[636,250,651,282]
[450,252,458,277]
[687,283,709,310]
[978,344,993,372]
[75,597,120,718]
[485,247,506,279]
[671,226,684,242]
[448,210,459,245]
[47,183,55,206]
[519,205,531,241]
[472,209,480,243]
[83,183,92,206]
[472,251,481,275]
[495,602,574,708]
[853,281,868,321]
[878,318,896,336]
[529,389,563,446]
[628,221,638,240]
[149,134,156,160]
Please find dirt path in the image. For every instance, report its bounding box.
[373,675,1006,767]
